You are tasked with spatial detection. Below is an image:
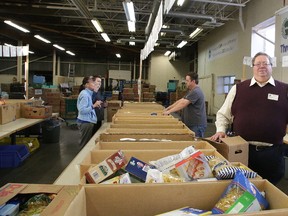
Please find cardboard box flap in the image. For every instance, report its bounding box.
[64,187,86,216]
[20,184,63,194]
[42,186,80,216]
[0,183,27,205]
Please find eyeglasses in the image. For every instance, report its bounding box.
[253,62,272,67]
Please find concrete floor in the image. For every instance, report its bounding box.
[0,118,287,196]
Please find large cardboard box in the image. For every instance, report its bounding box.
[0,183,79,216]
[99,133,195,142]
[109,123,186,129]
[105,128,194,135]
[80,149,224,167]
[23,105,53,119]
[203,136,249,166]
[95,140,216,150]
[113,118,180,124]
[64,180,288,216]
[6,99,42,119]
[107,100,122,122]
[0,104,16,124]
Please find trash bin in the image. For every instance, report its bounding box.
[41,119,61,143]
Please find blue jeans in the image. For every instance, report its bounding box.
[189,125,207,138]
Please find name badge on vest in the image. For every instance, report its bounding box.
[267,93,279,101]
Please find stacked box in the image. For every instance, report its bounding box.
[45,92,61,113]
[0,104,16,124]
[143,92,155,102]
[107,100,122,122]
[22,105,52,119]
[1,83,11,93]
[28,87,44,99]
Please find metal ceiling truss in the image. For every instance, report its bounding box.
[0,0,250,61]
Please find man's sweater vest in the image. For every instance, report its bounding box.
[231,79,288,145]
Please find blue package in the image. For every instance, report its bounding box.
[125,157,154,181]
[0,203,19,216]
[212,170,269,214]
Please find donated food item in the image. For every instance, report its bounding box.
[85,150,127,183]
[149,146,198,172]
[120,138,136,142]
[206,156,257,179]
[175,151,212,181]
[138,138,172,142]
[125,157,154,182]
[145,169,185,183]
[155,206,212,215]
[100,173,132,184]
[0,203,19,216]
[212,171,269,214]
[213,165,257,179]
[17,194,54,216]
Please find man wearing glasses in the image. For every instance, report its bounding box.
[211,52,288,184]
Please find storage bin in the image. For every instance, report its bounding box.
[0,137,40,153]
[0,145,30,168]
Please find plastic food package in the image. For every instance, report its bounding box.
[175,152,213,181]
[145,169,185,183]
[17,194,54,216]
[206,156,257,179]
[212,171,269,214]
[149,146,198,172]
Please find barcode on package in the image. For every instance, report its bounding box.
[92,171,100,180]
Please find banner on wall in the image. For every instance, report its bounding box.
[276,6,288,67]
[207,33,238,61]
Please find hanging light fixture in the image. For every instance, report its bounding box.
[123,0,136,32]
[4,20,30,33]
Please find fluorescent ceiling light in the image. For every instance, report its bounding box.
[34,35,51,43]
[160,32,166,37]
[91,19,103,32]
[164,51,171,56]
[177,40,187,48]
[28,50,34,54]
[162,25,169,29]
[4,20,30,33]
[4,43,13,47]
[123,1,136,22]
[116,53,121,58]
[127,21,136,32]
[53,44,65,51]
[101,33,111,42]
[66,51,75,56]
[177,0,185,6]
[189,27,203,39]
[129,41,135,46]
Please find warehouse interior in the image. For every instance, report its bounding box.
[1,0,288,215]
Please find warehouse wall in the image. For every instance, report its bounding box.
[148,51,190,92]
[198,0,285,115]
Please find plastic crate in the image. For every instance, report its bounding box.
[0,145,30,168]
[0,137,40,153]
